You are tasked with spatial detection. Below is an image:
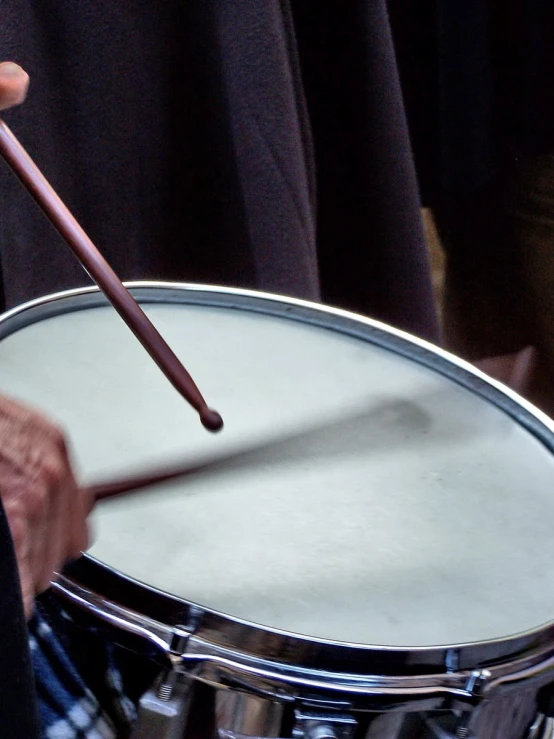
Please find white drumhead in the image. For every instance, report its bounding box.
[1,292,554,648]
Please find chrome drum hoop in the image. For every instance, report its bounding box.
[4,282,554,716]
[52,570,554,714]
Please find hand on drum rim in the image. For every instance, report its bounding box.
[0,394,90,620]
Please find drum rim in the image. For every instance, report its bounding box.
[4,281,554,678]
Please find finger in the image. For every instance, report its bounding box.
[31,480,55,594]
[20,562,35,621]
[33,442,71,591]
[0,63,29,111]
[19,439,58,592]
[4,500,34,619]
[57,440,89,559]
[37,472,67,592]
[66,479,90,560]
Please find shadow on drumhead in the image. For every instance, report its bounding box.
[92,386,499,504]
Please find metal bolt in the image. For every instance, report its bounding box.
[157,683,173,702]
[156,670,177,702]
[306,725,338,739]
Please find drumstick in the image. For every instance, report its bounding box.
[87,441,261,502]
[87,463,208,502]
[0,118,223,433]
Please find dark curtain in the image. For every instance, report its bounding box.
[389,0,554,200]
[0,0,438,339]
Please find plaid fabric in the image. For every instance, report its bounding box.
[28,597,138,739]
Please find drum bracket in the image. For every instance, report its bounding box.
[465,670,490,700]
[129,669,192,739]
[292,709,357,739]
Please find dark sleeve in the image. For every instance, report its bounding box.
[0,501,40,738]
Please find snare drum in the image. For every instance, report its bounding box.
[2,283,554,739]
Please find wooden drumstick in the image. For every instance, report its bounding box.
[86,433,275,503]
[0,118,223,433]
[87,463,205,502]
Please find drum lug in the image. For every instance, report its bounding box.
[464,669,490,699]
[443,666,490,736]
[129,669,192,739]
[292,709,357,739]
[170,625,194,656]
[421,673,489,739]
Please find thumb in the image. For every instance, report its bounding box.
[0,63,29,112]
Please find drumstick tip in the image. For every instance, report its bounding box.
[201,407,224,432]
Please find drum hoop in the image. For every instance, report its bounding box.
[5,282,554,682]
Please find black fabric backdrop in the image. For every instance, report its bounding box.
[389,0,554,199]
[0,0,438,339]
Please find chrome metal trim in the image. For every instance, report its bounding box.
[51,576,175,656]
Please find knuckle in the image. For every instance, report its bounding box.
[40,454,65,487]
[22,406,66,448]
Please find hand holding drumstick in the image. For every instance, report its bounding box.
[0,63,89,619]
[0,395,89,620]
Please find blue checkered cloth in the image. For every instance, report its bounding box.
[28,597,138,739]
